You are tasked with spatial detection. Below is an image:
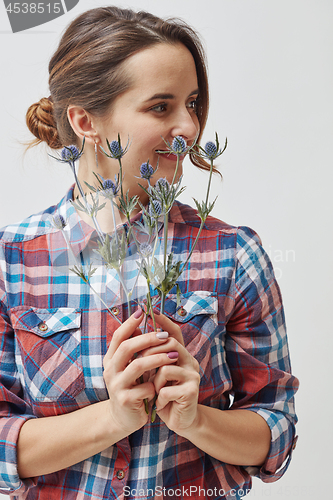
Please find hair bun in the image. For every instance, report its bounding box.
[26,96,62,149]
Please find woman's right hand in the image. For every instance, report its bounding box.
[102,309,177,438]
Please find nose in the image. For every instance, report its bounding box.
[170,108,199,145]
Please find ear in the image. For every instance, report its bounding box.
[67,105,100,145]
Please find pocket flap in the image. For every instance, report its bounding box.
[164,291,217,323]
[10,306,81,337]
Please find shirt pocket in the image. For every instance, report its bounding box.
[163,290,218,355]
[11,306,85,402]
[164,290,218,323]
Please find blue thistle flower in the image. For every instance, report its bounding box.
[197,134,227,160]
[204,141,218,159]
[61,145,81,162]
[100,135,131,160]
[102,179,118,196]
[49,137,85,167]
[172,136,187,154]
[52,214,67,230]
[155,178,170,193]
[139,242,153,258]
[149,200,162,218]
[96,173,120,198]
[109,140,124,159]
[140,162,154,180]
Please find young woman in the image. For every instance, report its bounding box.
[0,6,298,500]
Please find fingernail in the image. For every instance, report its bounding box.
[153,308,160,316]
[167,351,179,359]
[133,308,143,319]
[156,331,168,340]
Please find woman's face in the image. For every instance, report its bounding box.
[95,42,200,200]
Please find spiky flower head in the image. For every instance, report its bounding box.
[102,178,119,197]
[204,142,218,159]
[61,145,80,162]
[101,135,131,160]
[52,214,67,230]
[149,200,162,218]
[139,242,153,258]
[197,133,227,160]
[109,140,124,159]
[154,177,170,193]
[140,162,154,180]
[49,137,85,165]
[171,136,187,154]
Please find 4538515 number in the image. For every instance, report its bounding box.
[6,3,62,14]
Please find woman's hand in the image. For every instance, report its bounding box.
[103,309,179,439]
[141,313,201,435]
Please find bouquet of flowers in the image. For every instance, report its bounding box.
[50,132,227,420]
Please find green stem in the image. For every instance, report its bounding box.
[178,158,215,276]
[205,159,214,207]
[160,292,166,316]
[170,154,181,187]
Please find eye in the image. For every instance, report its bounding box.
[187,98,198,112]
[150,103,168,113]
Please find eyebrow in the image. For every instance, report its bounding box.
[144,88,199,102]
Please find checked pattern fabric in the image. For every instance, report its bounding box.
[0,188,299,499]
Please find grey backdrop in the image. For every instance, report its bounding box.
[0,1,332,498]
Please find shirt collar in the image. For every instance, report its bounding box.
[55,185,164,257]
[55,185,96,257]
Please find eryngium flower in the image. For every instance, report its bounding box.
[172,136,187,154]
[52,214,67,230]
[198,134,227,160]
[108,140,124,159]
[140,162,154,180]
[49,137,85,165]
[102,178,119,197]
[139,242,153,258]
[204,141,218,159]
[101,135,131,160]
[149,200,162,218]
[154,177,170,193]
[61,145,81,162]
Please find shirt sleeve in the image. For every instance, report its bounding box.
[225,226,299,482]
[0,274,37,495]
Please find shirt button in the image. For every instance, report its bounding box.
[38,322,48,332]
[115,469,125,480]
[111,307,120,316]
[177,307,187,317]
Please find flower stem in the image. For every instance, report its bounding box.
[181,158,215,273]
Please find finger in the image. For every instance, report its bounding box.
[153,364,188,393]
[109,331,170,373]
[105,308,144,362]
[155,382,198,413]
[124,352,179,385]
[140,337,188,364]
[140,337,199,374]
[123,381,156,404]
[153,312,185,347]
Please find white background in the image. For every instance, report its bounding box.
[0,0,332,498]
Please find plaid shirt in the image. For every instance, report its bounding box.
[0,188,298,499]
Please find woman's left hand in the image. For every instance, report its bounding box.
[141,313,201,435]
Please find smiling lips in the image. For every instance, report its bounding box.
[156,151,185,162]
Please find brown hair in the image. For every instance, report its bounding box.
[26,6,213,172]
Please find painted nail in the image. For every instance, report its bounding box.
[156,331,169,340]
[133,308,143,319]
[167,351,179,359]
